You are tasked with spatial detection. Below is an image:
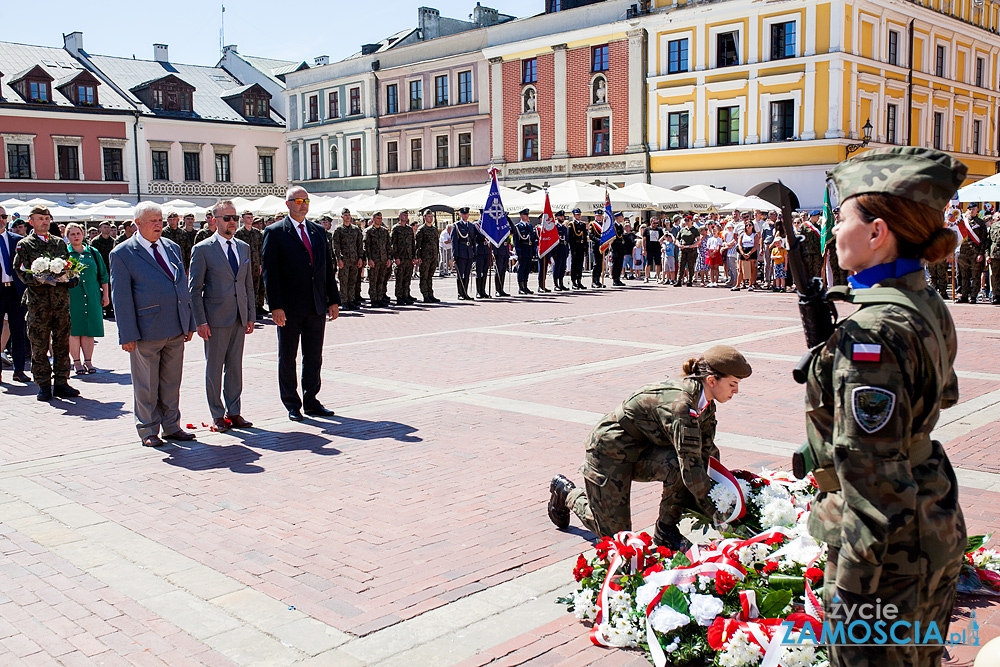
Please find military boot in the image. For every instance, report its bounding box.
[547,475,575,529]
[36,384,52,401]
[53,383,80,398]
[653,521,691,553]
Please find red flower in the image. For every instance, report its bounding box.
[637,532,653,548]
[573,554,594,582]
[715,571,737,595]
[766,534,786,546]
[595,538,613,560]
[656,545,673,558]
[804,567,824,585]
[762,561,779,574]
[786,612,823,638]
[643,562,665,577]
[707,617,734,650]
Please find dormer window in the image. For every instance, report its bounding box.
[29,80,50,102]
[10,66,55,104]
[76,85,96,105]
[243,94,269,118]
[55,70,102,107]
[222,83,273,121]
[133,75,195,113]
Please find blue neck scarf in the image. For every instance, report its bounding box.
[847,258,924,290]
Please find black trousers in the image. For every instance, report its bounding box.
[570,246,585,283]
[678,248,698,285]
[592,252,605,284]
[537,255,551,287]
[0,284,27,372]
[455,256,473,296]
[475,253,491,294]
[276,312,325,411]
[553,249,568,281]
[493,250,509,292]
[516,248,532,282]
[611,251,624,282]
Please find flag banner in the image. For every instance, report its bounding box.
[599,190,615,253]
[478,168,511,247]
[819,185,835,255]
[537,190,559,257]
[957,216,980,245]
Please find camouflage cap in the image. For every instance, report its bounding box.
[827,146,967,213]
[704,345,752,379]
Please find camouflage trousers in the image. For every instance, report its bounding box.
[339,262,360,306]
[418,259,436,299]
[928,260,950,298]
[957,254,984,301]
[823,546,962,667]
[368,262,390,302]
[990,257,1000,303]
[26,302,71,385]
[394,260,414,301]
[252,266,265,312]
[565,446,688,544]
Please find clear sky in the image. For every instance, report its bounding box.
[2,0,543,66]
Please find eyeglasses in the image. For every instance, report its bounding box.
[0,214,6,219]
[219,215,240,222]
[288,198,310,205]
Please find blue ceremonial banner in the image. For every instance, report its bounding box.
[599,190,615,253]
[478,168,511,248]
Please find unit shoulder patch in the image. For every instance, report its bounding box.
[851,386,896,434]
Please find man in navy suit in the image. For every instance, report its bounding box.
[0,206,30,383]
[110,202,197,447]
[262,186,340,422]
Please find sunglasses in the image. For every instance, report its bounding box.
[219,215,240,222]
[288,198,310,205]
[0,214,6,219]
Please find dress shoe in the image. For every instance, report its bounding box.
[653,522,692,552]
[212,418,232,432]
[405,297,416,305]
[423,297,435,304]
[613,280,626,287]
[227,415,253,428]
[539,286,551,293]
[480,292,491,299]
[304,404,335,417]
[288,409,304,421]
[548,475,575,529]
[496,291,510,297]
[53,383,80,398]
[12,372,31,383]
[429,296,441,303]
[36,384,52,401]
[142,435,166,447]
[163,430,196,441]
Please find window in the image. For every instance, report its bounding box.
[933,112,943,149]
[770,100,795,141]
[259,154,274,183]
[7,144,31,179]
[308,94,318,122]
[886,104,897,145]
[592,117,610,155]
[770,22,796,60]
[434,75,449,107]
[151,150,169,180]
[243,95,269,118]
[386,84,398,114]
[103,147,123,181]
[409,80,422,111]
[328,91,339,118]
[977,57,985,87]
[974,119,982,155]
[523,123,538,160]
[668,112,689,149]
[28,80,50,102]
[309,144,320,180]
[458,133,472,166]
[936,45,946,77]
[349,87,361,115]
[888,30,899,66]
[523,58,537,84]
[215,153,231,182]
[330,146,338,174]
[458,71,472,104]
[183,151,201,181]
[592,45,609,72]
[350,138,362,176]
[152,88,165,109]
[717,106,740,146]
[410,138,422,170]
[668,39,689,74]
[76,84,96,105]
[148,81,192,112]
[717,32,739,67]
[386,141,399,172]
[56,145,79,180]
[436,135,449,168]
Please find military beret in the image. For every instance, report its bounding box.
[614,211,624,218]
[29,206,50,217]
[460,207,471,214]
[372,211,383,217]
[704,345,752,379]
[341,207,352,215]
[572,208,581,214]
[518,208,529,215]
[827,146,968,213]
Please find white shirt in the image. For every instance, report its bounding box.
[136,232,174,279]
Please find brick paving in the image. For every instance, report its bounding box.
[0,276,998,665]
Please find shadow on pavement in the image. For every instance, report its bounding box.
[229,429,344,457]
[317,414,422,443]
[50,395,128,421]
[161,440,265,473]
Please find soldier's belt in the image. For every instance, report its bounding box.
[811,435,934,493]
[614,404,650,445]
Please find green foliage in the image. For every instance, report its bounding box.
[758,589,793,618]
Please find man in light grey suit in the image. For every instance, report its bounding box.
[189,200,255,432]
[110,202,197,448]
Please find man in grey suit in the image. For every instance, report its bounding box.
[110,202,197,448]
[189,200,255,432]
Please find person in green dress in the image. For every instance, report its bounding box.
[65,223,109,374]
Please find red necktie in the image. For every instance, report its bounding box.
[298,223,314,263]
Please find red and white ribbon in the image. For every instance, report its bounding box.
[591,531,648,647]
[708,457,746,523]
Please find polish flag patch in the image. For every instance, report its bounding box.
[852,343,882,362]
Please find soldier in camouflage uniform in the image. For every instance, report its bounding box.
[548,346,752,550]
[805,147,967,667]
[194,212,217,245]
[333,209,364,311]
[234,211,265,319]
[12,207,81,401]
[796,216,823,286]
[90,222,117,317]
[826,208,850,287]
[114,220,136,246]
[161,212,194,274]
[390,210,416,305]
[414,210,441,303]
[956,203,987,303]
[364,212,392,308]
[987,213,1000,304]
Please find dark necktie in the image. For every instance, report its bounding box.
[298,223,314,264]
[227,240,239,276]
[150,242,173,279]
[0,235,11,280]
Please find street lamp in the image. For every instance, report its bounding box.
[846,118,874,156]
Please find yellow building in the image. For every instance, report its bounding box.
[643,0,1000,207]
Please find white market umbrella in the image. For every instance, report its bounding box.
[24,197,58,207]
[618,183,711,212]
[524,180,649,212]
[311,196,352,218]
[957,173,1000,202]
[676,184,743,207]
[443,184,535,214]
[385,189,449,213]
[719,195,781,213]
[249,195,290,216]
[0,198,26,207]
[352,193,405,216]
[162,198,197,208]
[92,198,132,207]
[86,205,136,221]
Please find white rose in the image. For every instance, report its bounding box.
[48,257,65,274]
[30,257,50,273]
[649,604,691,634]
[688,592,724,626]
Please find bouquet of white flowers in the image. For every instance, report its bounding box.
[23,256,85,283]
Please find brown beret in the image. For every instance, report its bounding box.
[704,345,752,379]
[29,206,51,217]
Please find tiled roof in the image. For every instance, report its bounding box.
[0,41,132,110]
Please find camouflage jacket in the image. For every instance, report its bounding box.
[804,268,966,594]
[390,223,416,261]
[12,232,72,308]
[90,234,116,268]
[233,226,263,267]
[586,378,719,506]
[414,224,440,263]
[194,226,214,245]
[162,226,195,267]
[959,217,988,257]
[332,224,364,262]
[799,225,821,259]
[363,225,391,263]
[988,220,1000,257]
